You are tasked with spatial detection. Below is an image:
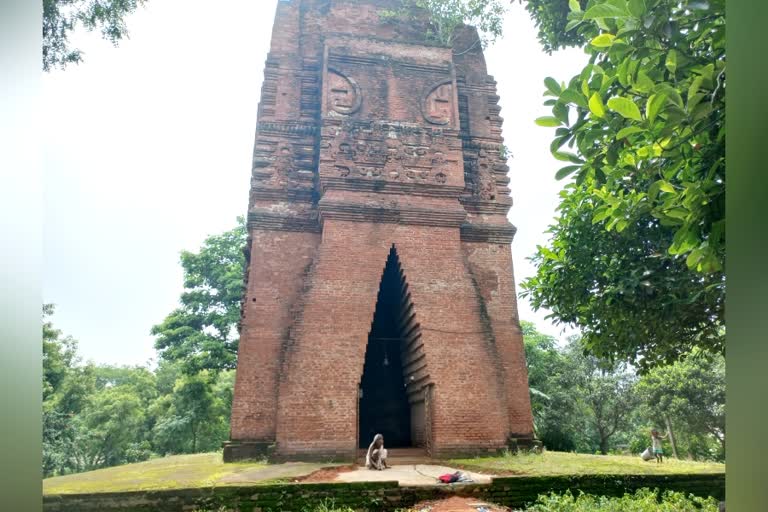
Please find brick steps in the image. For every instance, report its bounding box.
[356,447,432,465]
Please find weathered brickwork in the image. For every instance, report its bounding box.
[226,0,535,462]
[43,474,726,511]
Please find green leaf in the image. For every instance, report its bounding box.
[591,33,616,48]
[581,79,590,97]
[564,19,583,32]
[583,3,629,19]
[628,0,646,17]
[632,70,655,94]
[589,92,606,118]
[654,83,684,107]
[555,165,581,180]
[658,181,676,193]
[569,0,582,12]
[535,116,562,127]
[553,151,584,164]
[687,75,704,104]
[607,96,642,121]
[550,135,570,153]
[666,207,689,220]
[665,49,678,75]
[686,248,705,268]
[553,102,569,124]
[616,126,645,139]
[592,207,611,223]
[616,219,629,232]
[646,93,667,123]
[544,77,562,95]
[560,89,588,109]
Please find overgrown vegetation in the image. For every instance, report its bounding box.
[380,0,507,48]
[527,488,720,511]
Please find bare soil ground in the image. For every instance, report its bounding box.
[410,496,510,512]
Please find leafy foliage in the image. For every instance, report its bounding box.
[42,306,235,477]
[521,185,724,369]
[380,0,507,48]
[529,488,720,511]
[519,0,590,52]
[522,322,723,459]
[152,217,247,374]
[43,0,147,71]
[535,0,725,273]
[522,0,725,369]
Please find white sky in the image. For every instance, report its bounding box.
[42,0,584,367]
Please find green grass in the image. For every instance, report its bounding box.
[450,450,725,476]
[43,453,330,495]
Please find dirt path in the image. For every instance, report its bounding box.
[410,496,510,512]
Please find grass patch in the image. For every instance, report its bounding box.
[450,450,725,476]
[43,453,331,495]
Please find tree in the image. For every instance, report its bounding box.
[43,304,79,400]
[70,385,149,470]
[557,337,639,455]
[520,0,589,52]
[151,371,231,455]
[635,351,725,461]
[522,322,586,452]
[521,184,724,370]
[380,0,507,48]
[43,0,147,71]
[152,217,247,375]
[520,0,725,369]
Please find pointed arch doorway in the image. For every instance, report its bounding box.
[358,246,428,450]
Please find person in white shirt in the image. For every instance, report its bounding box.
[651,429,669,463]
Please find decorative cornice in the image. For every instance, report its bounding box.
[250,186,316,203]
[318,200,466,228]
[256,121,318,137]
[320,177,464,198]
[459,197,512,215]
[247,210,321,233]
[460,222,517,244]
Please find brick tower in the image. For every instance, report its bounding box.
[224,0,535,462]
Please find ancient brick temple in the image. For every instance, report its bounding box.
[224,0,535,462]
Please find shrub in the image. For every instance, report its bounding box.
[528,488,719,511]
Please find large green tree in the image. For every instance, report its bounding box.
[406,1,725,368]
[152,217,247,375]
[43,0,147,71]
[635,351,725,461]
[519,0,725,369]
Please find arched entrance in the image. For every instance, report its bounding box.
[358,246,428,449]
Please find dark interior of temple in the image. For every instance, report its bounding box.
[358,248,412,449]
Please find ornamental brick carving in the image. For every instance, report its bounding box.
[326,68,362,116]
[422,80,455,125]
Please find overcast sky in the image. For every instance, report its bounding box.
[42,0,585,367]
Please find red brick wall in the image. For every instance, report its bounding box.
[230,231,320,441]
[274,221,511,458]
[462,242,535,437]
